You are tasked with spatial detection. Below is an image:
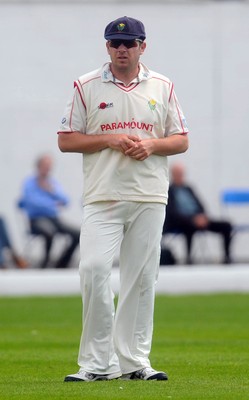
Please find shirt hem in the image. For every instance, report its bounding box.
[83,195,168,206]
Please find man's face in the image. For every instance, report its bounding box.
[171,164,186,186]
[37,156,53,178]
[106,39,146,71]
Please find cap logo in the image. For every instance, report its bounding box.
[117,23,125,31]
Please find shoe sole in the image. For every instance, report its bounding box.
[121,372,168,381]
[64,372,121,382]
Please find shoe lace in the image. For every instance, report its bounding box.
[78,370,96,380]
[85,372,96,380]
[137,367,155,378]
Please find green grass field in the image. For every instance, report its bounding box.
[0,293,248,400]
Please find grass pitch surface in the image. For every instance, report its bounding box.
[0,293,248,399]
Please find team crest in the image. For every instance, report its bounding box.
[148,99,157,111]
[117,23,125,31]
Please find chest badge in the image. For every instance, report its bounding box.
[148,99,157,111]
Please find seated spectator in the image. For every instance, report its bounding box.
[162,163,232,264]
[18,154,80,268]
[0,216,28,269]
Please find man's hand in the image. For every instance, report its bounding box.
[108,134,141,154]
[38,178,53,193]
[192,214,209,228]
[125,138,155,161]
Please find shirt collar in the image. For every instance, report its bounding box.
[101,62,151,85]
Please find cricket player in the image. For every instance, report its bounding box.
[58,16,189,381]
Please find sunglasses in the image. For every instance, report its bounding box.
[109,39,143,49]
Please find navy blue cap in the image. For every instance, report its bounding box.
[104,16,146,41]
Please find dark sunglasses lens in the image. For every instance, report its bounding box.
[126,40,137,48]
[110,40,137,49]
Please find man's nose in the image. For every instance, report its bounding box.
[117,43,128,50]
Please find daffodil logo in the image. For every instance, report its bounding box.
[117,23,125,31]
[148,99,157,111]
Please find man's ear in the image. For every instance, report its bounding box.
[140,41,146,55]
[106,41,111,55]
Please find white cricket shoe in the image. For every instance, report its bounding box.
[122,367,168,381]
[64,369,121,382]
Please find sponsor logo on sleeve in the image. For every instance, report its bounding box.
[182,118,188,130]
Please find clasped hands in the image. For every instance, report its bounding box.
[110,134,154,161]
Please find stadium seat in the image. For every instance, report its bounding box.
[161,229,212,265]
[221,189,249,234]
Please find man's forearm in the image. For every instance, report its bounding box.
[58,131,141,154]
[152,134,189,156]
[58,131,110,153]
[125,133,189,161]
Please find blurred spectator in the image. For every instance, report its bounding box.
[0,216,28,269]
[162,163,232,264]
[18,154,80,268]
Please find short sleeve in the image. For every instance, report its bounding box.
[165,85,189,137]
[58,83,87,134]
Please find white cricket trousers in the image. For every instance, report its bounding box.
[78,201,165,374]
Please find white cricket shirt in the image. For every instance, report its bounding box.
[58,63,188,205]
